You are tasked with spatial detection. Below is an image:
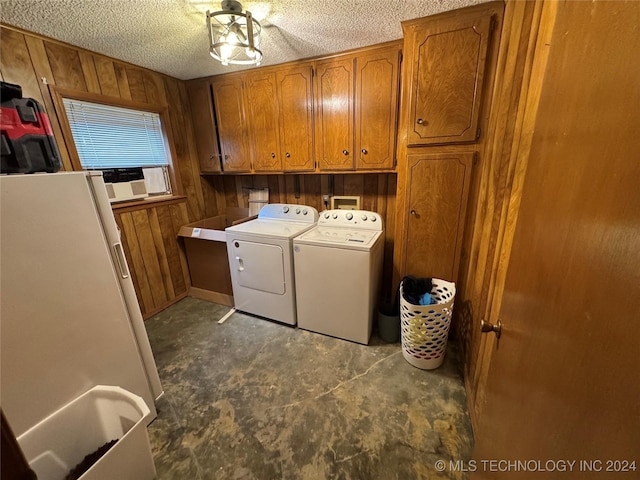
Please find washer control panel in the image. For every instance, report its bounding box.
[257,204,319,223]
[318,209,383,230]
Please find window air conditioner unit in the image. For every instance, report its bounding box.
[104,180,149,203]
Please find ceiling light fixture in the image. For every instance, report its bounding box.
[206,0,262,66]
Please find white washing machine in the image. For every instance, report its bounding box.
[226,204,319,325]
[293,209,384,344]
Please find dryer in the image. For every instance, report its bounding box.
[226,204,319,325]
[293,209,384,344]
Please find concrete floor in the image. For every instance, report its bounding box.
[145,297,473,479]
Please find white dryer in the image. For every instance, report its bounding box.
[226,204,319,325]
[293,209,384,344]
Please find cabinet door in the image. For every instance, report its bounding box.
[405,10,493,145]
[245,71,282,171]
[277,65,314,171]
[211,77,251,172]
[186,80,221,173]
[402,152,473,281]
[355,46,399,169]
[314,57,355,170]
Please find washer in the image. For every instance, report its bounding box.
[226,204,319,325]
[293,209,384,344]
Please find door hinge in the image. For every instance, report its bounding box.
[473,152,479,166]
[490,15,497,34]
[476,127,481,140]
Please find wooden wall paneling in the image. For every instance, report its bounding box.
[219,176,238,207]
[0,29,72,171]
[453,0,554,429]
[43,41,87,91]
[93,57,120,97]
[131,209,169,307]
[361,174,379,211]
[78,51,101,94]
[113,63,132,100]
[284,176,298,205]
[303,175,322,212]
[0,29,44,101]
[119,212,155,315]
[168,202,192,291]
[163,76,206,222]
[143,70,168,105]
[332,175,345,196]
[267,175,283,204]
[124,66,148,103]
[382,175,397,300]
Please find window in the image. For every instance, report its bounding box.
[61,97,173,202]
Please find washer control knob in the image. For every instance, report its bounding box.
[283,206,290,213]
[332,213,338,219]
[370,215,377,222]
[346,212,353,220]
[303,209,308,215]
[361,214,368,221]
[324,212,330,219]
[296,208,301,214]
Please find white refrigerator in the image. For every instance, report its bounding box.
[0,171,163,437]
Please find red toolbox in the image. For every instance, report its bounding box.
[1,81,62,173]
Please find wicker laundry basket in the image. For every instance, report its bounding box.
[400,278,456,370]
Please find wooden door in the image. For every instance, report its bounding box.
[211,77,251,172]
[355,46,399,170]
[277,65,314,171]
[245,71,281,171]
[403,152,473,281]
[473,1,640,476]
[186,79,221,173]
[403,7,494,146]
[314,57,355,170]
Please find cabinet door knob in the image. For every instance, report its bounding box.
[342,149,349,156]
[417,118,424,125]
[286,152,291,158]
[271,153,276,158]
[410,209,417,216]
[361,148,368,154]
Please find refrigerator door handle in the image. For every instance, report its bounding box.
[113,242,130,279]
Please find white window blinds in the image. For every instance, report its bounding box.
[62,98,169,169]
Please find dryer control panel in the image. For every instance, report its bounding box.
[257,204,319,223]
[317,209,383,230]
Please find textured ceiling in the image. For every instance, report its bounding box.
[0,0,490,80]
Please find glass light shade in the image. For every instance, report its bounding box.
[207,4,262,66]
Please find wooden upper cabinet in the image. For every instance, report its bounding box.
[211,77,251,172]
[403,6,495,145]
[186,79,221,173]
[355,46,400,169]
[245,71,281,171]
[314,57,355,170]
[277,65,314,171]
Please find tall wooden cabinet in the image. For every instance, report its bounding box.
[211,76,251,172]
[394,2,503,285]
